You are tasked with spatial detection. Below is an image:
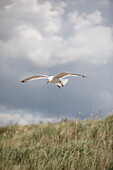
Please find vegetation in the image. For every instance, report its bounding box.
[0,114,113,170]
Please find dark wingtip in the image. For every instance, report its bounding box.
[83,75,86,78]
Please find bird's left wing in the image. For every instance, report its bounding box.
[54,72,86,79]
[21,75,48,83]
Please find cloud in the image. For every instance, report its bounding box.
[0,0,113,67]
[98,0,110,6]
[0,0,113,126]
[0,112,55,126]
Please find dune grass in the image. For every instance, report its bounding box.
[0,114,113,170]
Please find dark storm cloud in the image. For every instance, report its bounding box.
[0,57,113,120]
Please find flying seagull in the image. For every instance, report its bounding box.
[21,72,86,88]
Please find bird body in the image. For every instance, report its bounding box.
[21,72,86,88]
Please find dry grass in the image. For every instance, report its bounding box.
[0,114,113,170]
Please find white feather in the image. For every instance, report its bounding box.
[61,79,68,86]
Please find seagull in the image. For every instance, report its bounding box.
[21,72,86,88]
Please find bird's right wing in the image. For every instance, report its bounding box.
[21,75,48,83]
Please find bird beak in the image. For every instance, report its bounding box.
[46,80,49,84]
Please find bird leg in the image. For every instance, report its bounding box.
[57,85,61,88]
[59,81,64,87]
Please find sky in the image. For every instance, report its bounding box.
[0,0,113,126]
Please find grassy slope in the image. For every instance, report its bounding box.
[0,115,113,170]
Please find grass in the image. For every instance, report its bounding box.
[0,114,113,170]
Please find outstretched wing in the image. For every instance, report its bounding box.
[21,75,48,83]
[54,72,86,79]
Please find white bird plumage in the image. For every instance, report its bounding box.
[21,72,86,88]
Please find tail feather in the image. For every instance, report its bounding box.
[61,79,68,86]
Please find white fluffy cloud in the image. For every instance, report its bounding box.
[0,112,54,126]
[0,0,113,66]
